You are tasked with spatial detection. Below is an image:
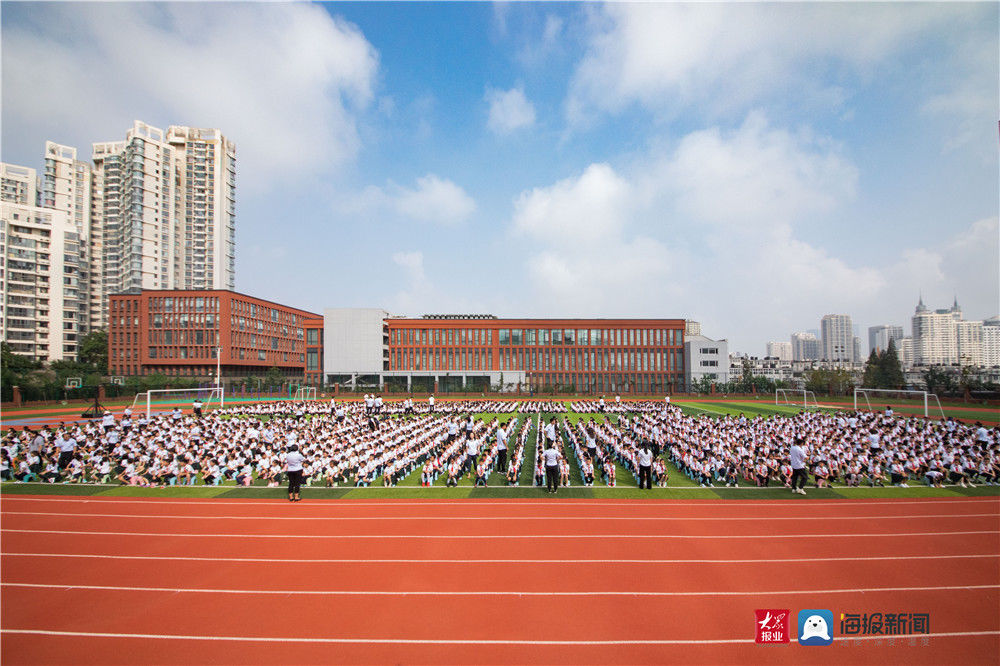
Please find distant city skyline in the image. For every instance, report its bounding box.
[3,2,997,355]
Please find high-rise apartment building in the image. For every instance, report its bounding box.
[982,318,1000,368]
[766,341,792,361]
[1,201,83,361]
[956,319,983,366]
[820,314,854,362]
[791,332,820,361]
[911,297,961,366]
[1,163,38,205]
[868,324,904,355]
[41,142,94,333]
[93,121,236,301]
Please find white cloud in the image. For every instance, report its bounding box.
[566,3,983,126]
[656,112,858,230]
[486,87,537,134]
[392,251,427,283]
[393,175,476,224]
[344,174,476,225]
[512,163,630,243]
[2,3,379,188]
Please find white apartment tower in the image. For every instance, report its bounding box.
[41,142,95,333]
[766,341,792,361]
[956,319,983,367]
[1,201,82,361]
[911,296,961,366]
[791,332,820,361]
[982,318,1000,368]
[93,121,236,301]
[820,314,854,363]
[1,163,39,205]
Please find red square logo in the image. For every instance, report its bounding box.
[755,609,790,644]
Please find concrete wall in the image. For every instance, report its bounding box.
[323,308,388,375]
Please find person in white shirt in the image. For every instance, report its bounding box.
[542,443,561,494]
[790,438,808,495]
[101,411,115,433]
[192,399,203,418]
[544,418,558,448]
[428,395,435,413]
[637,444,653,490]
[284,444,306,502]
[495,424,508,473]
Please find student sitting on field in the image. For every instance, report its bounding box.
[580,456,594,486]
[654,458,668,487]
[507,463,519,486]
[474,462,488,487]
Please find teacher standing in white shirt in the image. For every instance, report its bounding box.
[285,444,306,502]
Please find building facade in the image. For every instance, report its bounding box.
[1,163,38,205]
[1,201,83,361]
[982,318,1000,368]
[820,314,854,363]
[108,289,319,380]
[766,341,792,361]
[93,121,236,301]
[868,324,904,355]
[791,331,820,361]
[911,297,961,366]
[685,334,729,390]
[42,142,95,334]
[323,310,687,393]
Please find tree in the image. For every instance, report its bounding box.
[805,368,855,396]
[265,366,285,390]
[959,365,982,402]
[78,329,109,374]
[878,340,904,389]
[922,367,954,396]
[862,349,880,388]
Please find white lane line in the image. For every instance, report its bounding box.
[4,582,998,597]
[2,496,997,508]
[2,628,997,645]
[4,528,998,539]
[5,510,998,521]
[3,552,998,564]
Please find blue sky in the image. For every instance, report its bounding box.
[3,2,997,354]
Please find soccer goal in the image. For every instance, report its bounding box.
[854,388,944,419]
[130,386,225,418]
[293,386,317,401]
[775,388,818,409]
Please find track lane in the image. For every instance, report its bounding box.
[3,554,997,594]
[3,495,998,519]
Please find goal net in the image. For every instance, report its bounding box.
[854,388,944,419]
[293,387,317,401]
[130,387,225,418]
[775,389,818,410]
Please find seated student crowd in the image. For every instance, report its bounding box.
[3,399,995,493]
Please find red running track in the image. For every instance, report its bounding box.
[1,496,998,665]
